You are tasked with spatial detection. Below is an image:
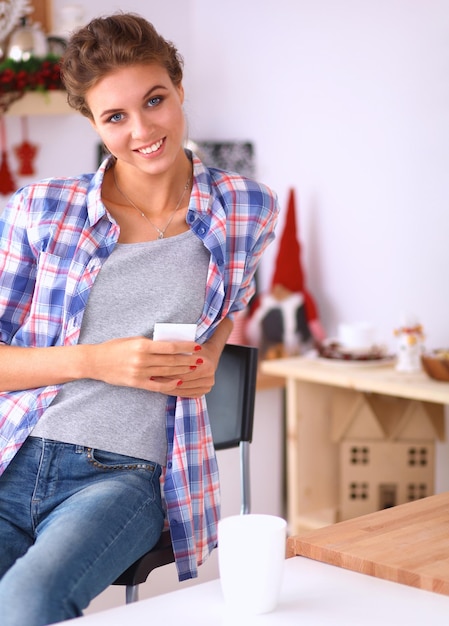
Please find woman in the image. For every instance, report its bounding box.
[0,12,279,625]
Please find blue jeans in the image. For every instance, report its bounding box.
[0,437,165,625]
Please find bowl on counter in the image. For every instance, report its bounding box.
[421,350,449,382]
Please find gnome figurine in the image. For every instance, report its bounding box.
[246,188,325,358]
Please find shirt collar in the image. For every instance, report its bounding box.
[86,156,113,227]
[189,151,216,217]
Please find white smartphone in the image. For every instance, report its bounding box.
[153,323,197,342]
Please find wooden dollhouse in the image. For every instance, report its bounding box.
[331,389,445,521]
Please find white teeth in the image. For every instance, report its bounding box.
[139,140,163,154]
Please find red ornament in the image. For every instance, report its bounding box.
[0,117,17,195]
[14,117,38,176]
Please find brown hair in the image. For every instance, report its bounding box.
[60,13,184,118]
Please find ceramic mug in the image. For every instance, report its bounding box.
[218,514,287,615]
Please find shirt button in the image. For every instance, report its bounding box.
[167,461,172,469]
[198,226,206,235]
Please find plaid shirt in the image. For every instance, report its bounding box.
[0,153,279,580]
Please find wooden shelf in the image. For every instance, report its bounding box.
[256,370,286,391]
[4,91,73,116]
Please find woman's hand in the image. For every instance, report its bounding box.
[147,317,234,398]
[85,336,203,394]
[148,339,221,398]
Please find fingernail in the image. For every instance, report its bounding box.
[196,358,203,365]
[194,345,202,351]
[150,377,155,381]
[177,380,183,387]
[190,365,197,371]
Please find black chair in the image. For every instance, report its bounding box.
[113,342,259,604]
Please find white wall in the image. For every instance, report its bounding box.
[188,0,449,352]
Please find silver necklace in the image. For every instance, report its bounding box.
[113,169,191,240]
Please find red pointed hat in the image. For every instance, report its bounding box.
[271,188,304,292]
[271,188,318,322]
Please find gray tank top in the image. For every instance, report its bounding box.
[32,229,210,465]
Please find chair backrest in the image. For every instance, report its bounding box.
[206,342,258,515]
[206,343,258,449]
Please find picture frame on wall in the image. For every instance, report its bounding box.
[194,141,255,178]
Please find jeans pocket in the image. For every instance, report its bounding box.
[86,449,163,511]
[87,448,158,473]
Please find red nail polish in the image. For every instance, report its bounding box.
[177,380,183,386]
[194,345,202,351]
[196,358,203,365]
[190,365,197,371]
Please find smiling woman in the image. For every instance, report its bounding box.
[0,12,280,626]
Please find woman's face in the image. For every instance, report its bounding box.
[86,63,185,176]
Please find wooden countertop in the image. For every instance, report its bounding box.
[261,356,449,404]
[288,492,449,595]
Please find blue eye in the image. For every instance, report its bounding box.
[147,96,162,107]
[108,112,124,123]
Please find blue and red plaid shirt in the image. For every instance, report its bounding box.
[0,152,279,580]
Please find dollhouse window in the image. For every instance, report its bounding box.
[349,482,369,500]
[349,446,369,464]
[407,447,428,467]
[407,483,428,501]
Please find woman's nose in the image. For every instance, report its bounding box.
[130,114,149,140]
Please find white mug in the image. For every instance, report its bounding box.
[338,321,376,351]
[218,514,287,615]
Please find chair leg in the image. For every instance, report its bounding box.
[126,584,139,604]
[240,441,251,515]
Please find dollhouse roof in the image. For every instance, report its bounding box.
[331,389,445,442]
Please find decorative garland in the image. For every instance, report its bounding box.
[0,55,63,94]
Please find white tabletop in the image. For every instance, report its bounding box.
[65,555,449,625]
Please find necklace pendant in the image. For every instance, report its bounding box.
[158,232,164,240]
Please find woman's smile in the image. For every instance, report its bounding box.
[136,138,165,155]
